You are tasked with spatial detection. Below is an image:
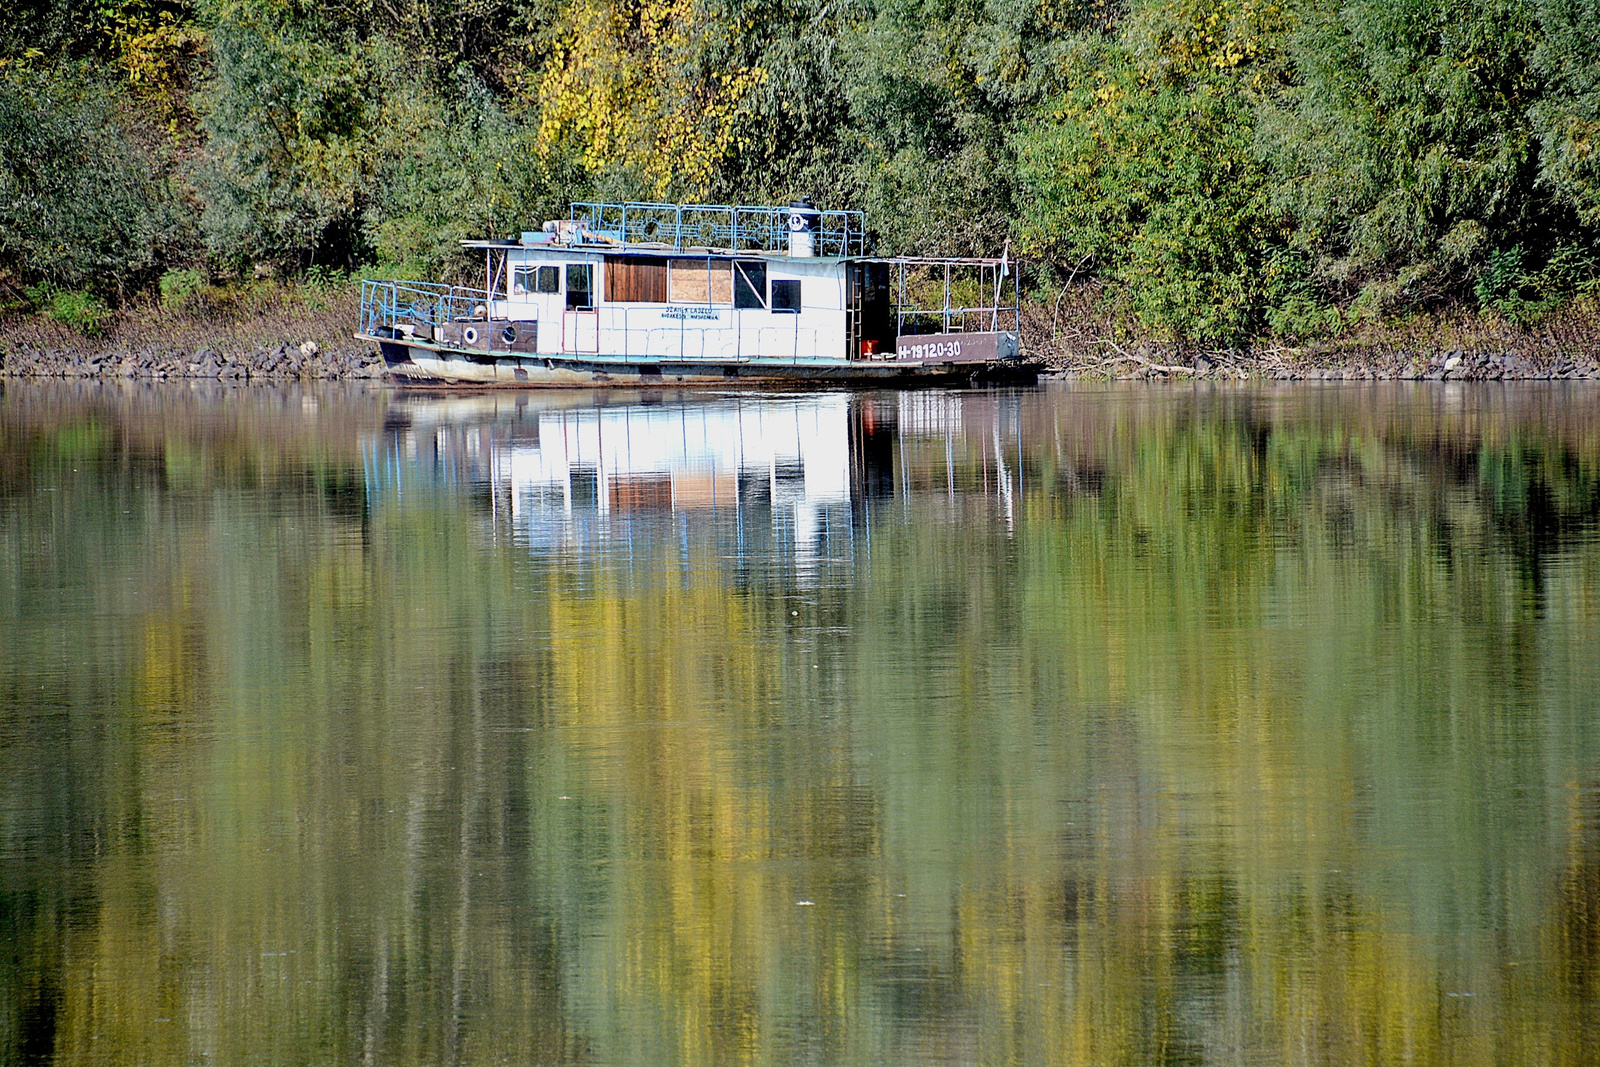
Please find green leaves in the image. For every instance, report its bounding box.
[365,69,572,278]
[0,65,191,298]
[8,0,1600,342]
[1015,7,1298,344]
[1261,0,1545,303]
[193,8,384,271]
[1533,0,1600,226]
[1015,0,1600,343]
[24,282,112,333]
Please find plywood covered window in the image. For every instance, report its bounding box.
[669,258,733,306]
[605,256,668,303]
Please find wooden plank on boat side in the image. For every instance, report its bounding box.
[605,256,667,302]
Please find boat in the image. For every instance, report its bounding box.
[356,200,1034,386]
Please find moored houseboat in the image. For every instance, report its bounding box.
[357,200,1032,386]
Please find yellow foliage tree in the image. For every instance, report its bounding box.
[102,0,210,128]
[533,0,766,199]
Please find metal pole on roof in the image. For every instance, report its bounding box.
[897,262,905,339]
[944,262,951,333]
[1013,258,1021,331]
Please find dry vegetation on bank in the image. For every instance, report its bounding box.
[1027,284,1600,380]
[0,283,379,381]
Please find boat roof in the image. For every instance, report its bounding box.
[460,241,1007,267]
[461,200,1010,266]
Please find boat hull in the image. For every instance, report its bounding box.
[363,336,1036,388]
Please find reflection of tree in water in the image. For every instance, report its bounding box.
[1558,785,1600,1045]
[0,382,1597,1064]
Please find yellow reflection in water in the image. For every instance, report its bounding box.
[0,382,1596,1065]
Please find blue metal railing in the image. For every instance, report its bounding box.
[567,202,868,257]
[359,279,495,336]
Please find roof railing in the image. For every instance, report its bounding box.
[360,279,495,336]
[566,202,869,257]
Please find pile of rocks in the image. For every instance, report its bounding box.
[1281,351,1600,381]
[1044,347,1600,381]
[1410,350,1600,380]
[0,338,386,380]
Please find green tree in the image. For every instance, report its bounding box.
[1258,0,1548,313]
[365,69,576,278]
[0,66,191,297]
[193,4,383,271]
[1015,0,1296,343]
[1533,0,1600,227]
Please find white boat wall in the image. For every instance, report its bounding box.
[357,200,1032,386]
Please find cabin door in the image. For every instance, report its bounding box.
[849,263,893,359]
[563,310,599,354]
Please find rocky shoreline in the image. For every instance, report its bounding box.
[0,337,385,381]
[3,326,1598,384]
[1040,347,1600,381]
[0,291,390,382]
[5,281,1600,384]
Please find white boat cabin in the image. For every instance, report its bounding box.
[480,242,879,362]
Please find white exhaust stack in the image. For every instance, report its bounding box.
[787,198,820,257]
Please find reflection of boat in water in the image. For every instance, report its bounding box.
[502,395,850,550]
[367,389,1032,563]
[358,200,1036,387]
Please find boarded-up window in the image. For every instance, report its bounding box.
[669,258,733,305]
[605,256,667,303]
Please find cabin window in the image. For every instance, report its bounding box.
[605,256,668,302]
[669,258,733,306]
[512,265,559,296]
[771,279,802,313]
[566,263,592,309]
[512,265,560,295]
[734,261,767,309]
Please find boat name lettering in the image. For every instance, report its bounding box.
[662,307,723,322]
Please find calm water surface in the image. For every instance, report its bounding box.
[1,381,1598,1066]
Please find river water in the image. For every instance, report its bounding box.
[1,381,1597,1066]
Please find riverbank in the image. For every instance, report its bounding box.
[1039,346,1600,381]
[3,285,1599,382]
[1031,285,1600,381]
[0,287,384,382]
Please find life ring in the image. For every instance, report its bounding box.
[463,326,480,345]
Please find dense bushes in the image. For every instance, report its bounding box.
[1016,0,1294,343]
[2,0,1599,346]
[194,8,382,271]
[1013,0,1600,342]
[0,67,193,297]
